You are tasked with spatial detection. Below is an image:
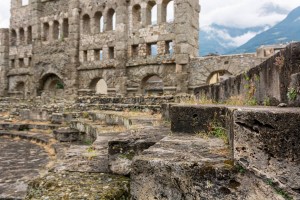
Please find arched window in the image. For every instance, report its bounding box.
[106,9,116,31]
[38,74,65,97]
[52,20,60,40]
[132,4,141,27]
[207,70,233,85]
[11,29,17,46]
[82,14,91,34]
[141,75,164,96]
[166,0,174,22]
[94,12,104,33]
[43,22,50,41]
[27,26,32,44]
[90,78,108,95]
[146,2,157,25]
[19,28,25,45]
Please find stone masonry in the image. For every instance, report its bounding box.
[0,0,273,99]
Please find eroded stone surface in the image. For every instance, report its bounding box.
[0,137,49,199]
[131,135,286,200]
[25,172,130,200]
[234,107,300,198]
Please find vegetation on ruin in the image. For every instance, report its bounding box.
[287,87,297,101]
[266,179,293,200]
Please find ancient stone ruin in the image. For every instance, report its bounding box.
[0,0,299,200]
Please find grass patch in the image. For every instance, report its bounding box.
[266,179,293,200]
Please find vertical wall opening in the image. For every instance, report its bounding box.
[27,26,32,44]
[19,28,25,45]
[107,9,116,31]
[132,4,141,27]
[28,57,32,67]
[83,50,88,62]
[109,47,114,59]
[19,58,25,68]
[166,41,173,54]
[11,59,15,68]
[162,0,174,23]
[43,23,50,41]
[147,43,157,56]
[94,12,103,33]
[62,18,69,38]
[132,45,139,57]
[147,2,157,25]
[53,20,60,40]
[11,29,17,46]
[82,14,91,34]
[94,49,103,61]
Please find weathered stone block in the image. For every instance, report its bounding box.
[53,128,80,142]
[170,105,227,133]
[51,113,64,124]
[234,107,300,198]
[131,136,236,200]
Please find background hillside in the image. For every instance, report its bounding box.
[200,6,300,56]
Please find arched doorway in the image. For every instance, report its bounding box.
[90,78,108,95]
[39,74,64,97]
[207,70,233,85]
[141,75,164,96]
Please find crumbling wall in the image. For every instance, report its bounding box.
[188,54,266,88]
[194,42,300,106]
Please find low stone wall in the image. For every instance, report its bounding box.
[169,104,300,199]
[194,42,300,106]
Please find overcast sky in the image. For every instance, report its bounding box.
[0,0,299,29]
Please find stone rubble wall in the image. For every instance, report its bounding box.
[194,42,300,106]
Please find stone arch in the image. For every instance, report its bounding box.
[141,74,164,96]
[106,8,116,31]
[207,70,233,85]
[132,4,142,27]
[163,0,174,23]
[94,11,104,33]
[38,73,65,97]
[146,1,157,25]
[89,78,108,95]
[19,28,25,45]
[11,29,17,46]
[82,14,91,34]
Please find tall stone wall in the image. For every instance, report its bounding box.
[0,29,9,96]
[2,0,278,99]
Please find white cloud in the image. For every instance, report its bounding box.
[201,0,300,28]
[0,0,10,28]
[203,25,264,47]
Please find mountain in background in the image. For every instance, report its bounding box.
[199,6,300,56]
[199,24,266,56]
[229,6,300,54]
